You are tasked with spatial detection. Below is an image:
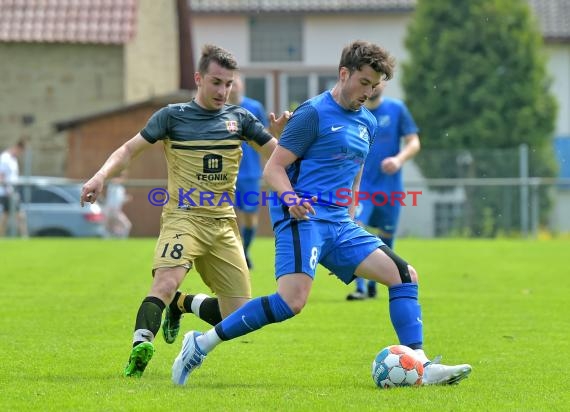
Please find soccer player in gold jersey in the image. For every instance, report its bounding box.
[80,44,290,378]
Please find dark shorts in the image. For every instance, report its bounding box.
[0,195,20,213]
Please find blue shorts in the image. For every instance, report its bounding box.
[235,177,261,213]
[273,218,384,284]
[355,200,400,236]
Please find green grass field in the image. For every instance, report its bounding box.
[1,238,568,411]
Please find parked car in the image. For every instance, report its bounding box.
[17,177,107,237]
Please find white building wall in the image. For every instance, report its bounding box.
[304,14,412,100]
[545,45,570,232]
[191,16,411,77]
[191,16,250,66]
[546,45,570,136]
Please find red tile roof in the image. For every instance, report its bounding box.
[190,0,415,13]
[0,0,137,44]
[189,0,570,40]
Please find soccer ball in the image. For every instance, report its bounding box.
[372,345,424,388]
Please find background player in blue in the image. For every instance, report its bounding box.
[347,80,421,300]
[229,74,268,269]
[172,40,472,386]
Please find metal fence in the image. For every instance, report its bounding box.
[5,151,570,238]
[398,177,570,238]
[395,144,567,238]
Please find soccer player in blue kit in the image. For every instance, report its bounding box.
[346,80,421,300]
[229,74,269,269]
[172,40,472,386]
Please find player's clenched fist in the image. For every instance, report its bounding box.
[80,173,105,206]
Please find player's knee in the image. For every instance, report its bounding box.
[151,275,180,302]
[379,245,412,284]
[283,295,306,315]
[408,265,419,283]
[277,277,310,314]
[288,300,306,315]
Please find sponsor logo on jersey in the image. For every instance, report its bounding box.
[203,154,223,173]
[197,153,228,182]
[196,173,228,181]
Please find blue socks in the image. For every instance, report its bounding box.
[388,283,423,349]
[215,293,294,340]
[355,277,366,293]
[210,283,422,353]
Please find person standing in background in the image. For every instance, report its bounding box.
[0,138,28,237]
[104,170,132,238]
[228,74,269,269]
[346,81,420,300]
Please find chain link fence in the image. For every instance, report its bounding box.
[5,143,569,238]
[398,145,569,237]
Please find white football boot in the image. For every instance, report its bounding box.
[172,331,207,385]
[422,356,472,385]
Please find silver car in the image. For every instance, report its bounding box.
[17,177,107,237]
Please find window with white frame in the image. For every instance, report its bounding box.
[249,16,302,62]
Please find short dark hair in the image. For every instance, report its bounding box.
[339,40,395,81]
[198,44,239,74]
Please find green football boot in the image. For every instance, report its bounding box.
[162,306,181,344]
[124,342,154,377]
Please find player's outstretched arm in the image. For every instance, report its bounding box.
[256,138,278,162]
[267,111,291,139]
[80,133,151,206]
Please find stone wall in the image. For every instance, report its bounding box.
[124,0,179,103]
[0,43,125,175]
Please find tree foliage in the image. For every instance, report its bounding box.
[401,0,558,236]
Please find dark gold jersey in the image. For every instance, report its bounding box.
[141,100,272,218]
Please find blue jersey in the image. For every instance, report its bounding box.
[360,97,418,193]
[269,90,377,225]
[237,96,268,180]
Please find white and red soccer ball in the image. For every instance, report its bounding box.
[372,345,424,388]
